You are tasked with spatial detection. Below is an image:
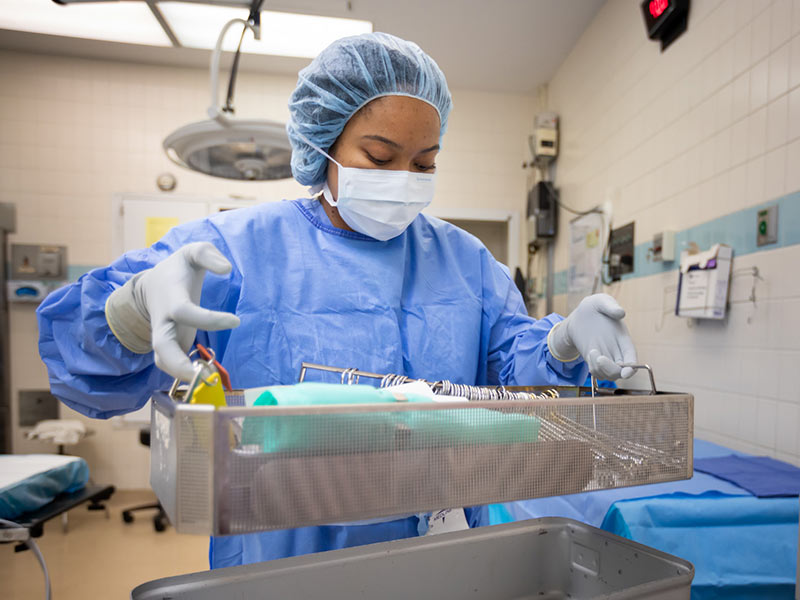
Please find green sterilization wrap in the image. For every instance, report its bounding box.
[240,383,540,453]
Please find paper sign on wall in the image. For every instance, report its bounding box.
[568,211,606,312]
[145,217,179,247]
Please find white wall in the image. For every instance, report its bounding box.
[546,0,800,463]
[0,49,537,488]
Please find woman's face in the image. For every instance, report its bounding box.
[326,95,441,200]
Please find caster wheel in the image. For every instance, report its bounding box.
[122,511,134,524]
[154,516,166,532]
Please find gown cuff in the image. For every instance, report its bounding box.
[546,321,581,363]
[104,273,153,354]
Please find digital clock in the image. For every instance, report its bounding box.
[649,0,669,18]
[641,0,690,51]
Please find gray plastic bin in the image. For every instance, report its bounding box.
[131,518,693,600]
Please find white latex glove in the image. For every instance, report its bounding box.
[105,242,240,381]
[547,293,637,380]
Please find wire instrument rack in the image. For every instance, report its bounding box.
[150,360,693,535]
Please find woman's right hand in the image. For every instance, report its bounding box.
[105,242,240,380]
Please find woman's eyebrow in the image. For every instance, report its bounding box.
[362,134,402,149]
[362,135,440,154]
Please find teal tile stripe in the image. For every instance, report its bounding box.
[65,193,799,287]
[67,265,95,281]
[553,191,800,294]
[554,270,568,296]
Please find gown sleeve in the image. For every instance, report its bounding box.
[480,249,589,387]
[36,219,240,419]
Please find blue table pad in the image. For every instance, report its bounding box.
[694,454,800,497]
[488,439,799,599]
[0,455,90,520]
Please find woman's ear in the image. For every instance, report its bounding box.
[326,158,339,200]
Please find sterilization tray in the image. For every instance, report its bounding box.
[149,384,693,536]
[130,517,694,600]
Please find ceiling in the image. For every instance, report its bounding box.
[0,0,607,93]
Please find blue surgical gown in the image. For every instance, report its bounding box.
[37,197,588,568]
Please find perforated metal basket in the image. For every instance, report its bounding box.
[150,383,693,536]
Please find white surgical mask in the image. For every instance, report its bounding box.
[302,135,436,241]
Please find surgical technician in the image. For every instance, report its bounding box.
[37,33,637,568]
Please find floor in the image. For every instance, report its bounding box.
[1,490,208,600]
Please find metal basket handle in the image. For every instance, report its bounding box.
[591,363,657,397]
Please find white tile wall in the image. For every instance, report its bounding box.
[547,0,800,464]
[0,50,538,488]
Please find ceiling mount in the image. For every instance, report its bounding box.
[40,0,371,57]
[53,0,269,47]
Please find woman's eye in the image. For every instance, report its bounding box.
[366,152,390,166]
[415,163,436,172]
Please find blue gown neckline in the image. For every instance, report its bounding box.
[292,197,378,242]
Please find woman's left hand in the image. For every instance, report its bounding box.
[547,294,637,380]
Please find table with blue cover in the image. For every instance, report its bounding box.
[490,439,799,600]
[0,454,114,539]
[0,454,90,520]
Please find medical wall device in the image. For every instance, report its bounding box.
[7,244,68,304]
[149,352,693,536]
[527,181,558,241]
[756,205,778,247]
[649,230,675,262]
[531,112,559,162]
[608,222,635,281]
[676,244,732,319]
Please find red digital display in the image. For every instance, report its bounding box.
[641,0,687,51]
[649,0,669,19]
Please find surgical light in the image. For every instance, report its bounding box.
[162,17,292,181]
